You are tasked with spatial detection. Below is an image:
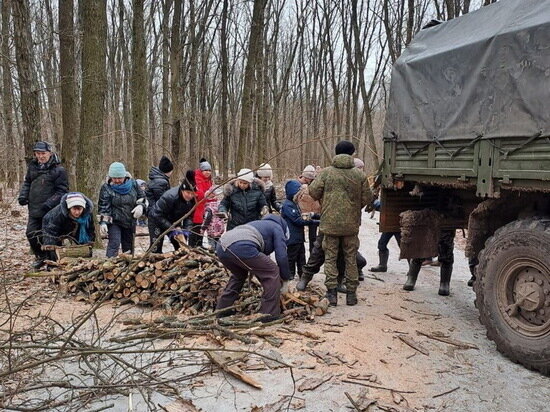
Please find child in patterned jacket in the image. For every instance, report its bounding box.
[201,187,226,249]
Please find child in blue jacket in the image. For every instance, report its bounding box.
[281,180,320,279]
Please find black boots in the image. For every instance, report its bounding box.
[403,260,422,291]
[370,250,389,272]
[296,273,313,291]
[346,291,358,306]
[337,280,347,293]
[438,263,452,296]
[326,288,338,306]
[467,258,477,287]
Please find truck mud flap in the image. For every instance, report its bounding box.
[399,209,441,259]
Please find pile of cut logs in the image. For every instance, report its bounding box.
[46,246,328,318]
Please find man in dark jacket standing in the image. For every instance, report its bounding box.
[148,179,196,253]
[308,141,372,306]
[216,214,290,320]
[18,141,69,268]
[146,155,173,211]
[42,192,95,259]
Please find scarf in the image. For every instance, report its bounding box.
[110,179,133,195]
[75,215,92,244]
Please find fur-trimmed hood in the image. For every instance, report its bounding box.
[223,177,265,196]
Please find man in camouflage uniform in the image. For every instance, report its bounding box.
[403,229,455,295]
[308,141,372,306]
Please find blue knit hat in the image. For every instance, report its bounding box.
[285,179,302,199]
[108,162,127,178]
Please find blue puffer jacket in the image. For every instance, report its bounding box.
[281,180,319,245]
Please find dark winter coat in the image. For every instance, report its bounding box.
[309,154,372,236]
[281,199,319,245]
[264,183,281,213]
[98,178,146,229]
[42,193,96,246]
[149,186,196,232]
[18,154,69,218]
[145,166,171,213]
[218,178,267,230]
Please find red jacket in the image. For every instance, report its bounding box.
[193,169,213,224]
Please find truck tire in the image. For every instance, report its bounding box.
[475,218,550,375]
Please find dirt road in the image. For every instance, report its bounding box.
[2,205,549,411]
[173,213,549,411]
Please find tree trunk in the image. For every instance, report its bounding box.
[170,0,183,171]
[237,0,267,171]
[12,0,41,160]
[219,0,229,177]
[131,0,147,179]
[161,0,172,155]
[77,0,107,199]
[1,0,18,185]
[59,0,78,189]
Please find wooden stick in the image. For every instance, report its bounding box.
[433,386,460,398]
[206,351,262,389]
[416,330,478,350]
[397,335,429,356]
[341,379,416,394]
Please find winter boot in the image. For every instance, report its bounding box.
[438,263,453,296]
[296,273,313,291]
[346,291,358,306]
[358,271,365,281]
[467,263,476,287]
[337,281,347,294]
[403,260,422,291]
[326,288,338,306]
[370,250,389,272]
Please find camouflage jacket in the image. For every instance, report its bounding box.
[308,154,372,236]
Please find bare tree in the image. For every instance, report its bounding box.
[12,0,41,159]
[131,0,148,179]
[77,0,107,198]
[59,0,78,189]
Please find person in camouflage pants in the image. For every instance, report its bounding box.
[308,141,372,306]
[403,229,455,296]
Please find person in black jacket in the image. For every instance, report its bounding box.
[148,179,196,253]
[256,163,281,213]
[42,192,95,259]
[98,162,147,257]
[145,156,173,212]
[18,141,69,268]
[218,168,268,230]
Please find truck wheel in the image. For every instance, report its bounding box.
[475,218,550,375]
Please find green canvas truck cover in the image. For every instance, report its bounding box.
[383,0,550,143]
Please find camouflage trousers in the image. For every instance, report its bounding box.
[323,234,360,292]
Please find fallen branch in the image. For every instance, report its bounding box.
[397,335,429,356]
[416,330,479,350]
[433,386,460,398]
[342,379,416,394]
[206,351,262,389]
[344,391,363,411]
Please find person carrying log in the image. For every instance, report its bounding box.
[41,192,95,260]
[148,179,196,253]
[215,214,290,321]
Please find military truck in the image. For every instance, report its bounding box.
[380,0,550,374]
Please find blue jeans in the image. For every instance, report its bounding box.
[378,232,401,252]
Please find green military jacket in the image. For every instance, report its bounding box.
[308,154,372,236]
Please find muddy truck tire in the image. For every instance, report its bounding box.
[475,218,550,375]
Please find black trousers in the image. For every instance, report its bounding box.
[188,224,203,248]
[148,220,181,253]
[287,243,306,279]
[26,216,47,259]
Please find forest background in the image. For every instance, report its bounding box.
[0,0,496,200]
